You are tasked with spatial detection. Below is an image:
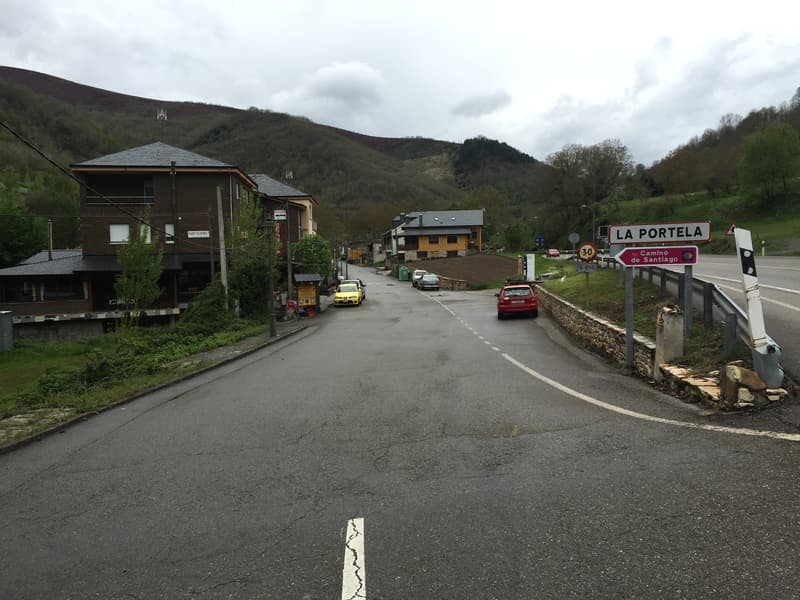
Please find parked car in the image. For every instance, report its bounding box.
[545,248,560,258]
[341,279,366,299]
[411,269,428,287]
[418,273,440,291]
[333,283,363,306]
[496,283,538,319]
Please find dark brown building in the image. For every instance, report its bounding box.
[71,142,258,310]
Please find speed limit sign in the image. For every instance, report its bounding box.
[577,242,598,262]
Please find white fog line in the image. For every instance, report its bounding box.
[492,347,501,352]
[502,353,800,442]
[484,340,491,345]
[695,273,800,296]
[712,282,800,312]
[342,518,366,599]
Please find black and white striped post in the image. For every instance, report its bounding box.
[733,227,784,388]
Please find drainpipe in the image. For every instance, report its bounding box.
[48,219,53,260]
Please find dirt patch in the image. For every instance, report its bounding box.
[408,254,519,286]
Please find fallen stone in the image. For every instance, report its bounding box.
[734,401,755,409]
[726,364,767,392]
[765,388,789,398]
[738,388,755,403]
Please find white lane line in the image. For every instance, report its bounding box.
[712,282,800,312]
[492,346,501,352]
[342,518,366,599]
[502,353,800,442]
[477,335,485,340]
[484,340,491,345]
[695,273,800,296]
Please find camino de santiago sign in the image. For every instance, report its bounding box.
[609,221,711,244]
[609,220,711,372]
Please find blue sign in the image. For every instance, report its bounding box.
[535,234,545,248]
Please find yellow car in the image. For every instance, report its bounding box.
[333,283,363,306]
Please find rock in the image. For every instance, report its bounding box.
[734,401,755,409]
[726,364,767,392]
[721,366,740,405]
[738,388,755,403]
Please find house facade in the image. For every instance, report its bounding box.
[0,143,321,335]
[387,210,483,262]
[71,142,259,311]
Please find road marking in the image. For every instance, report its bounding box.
[478,335,485,340]
[428,280,800,442]
[501,353,800,442]
[342,518,366,599]
[712,282,800,312]
[484,340,491,345]
[695,272,800,296]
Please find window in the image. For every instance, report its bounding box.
[428,236,439,245]
[143,177,154,199]
[165,224,175,244]
[446,235,458,244]
[110,224,130,244]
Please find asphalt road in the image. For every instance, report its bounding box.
[2,264,800,599]
[668,254,800,380]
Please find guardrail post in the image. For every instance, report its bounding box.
[703,283,713,329]
[660,270,667,297]
[677,273,684,306]
[648,268,654,284]
[724,313,737,356]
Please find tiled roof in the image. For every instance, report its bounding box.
[73,142,233,168]
[250,173,308,197]
[399,210,484,228]
[0,250,83,276]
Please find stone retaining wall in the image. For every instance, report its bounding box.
[536,286,656,378]
[439,276,467,291]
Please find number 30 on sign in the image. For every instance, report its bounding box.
[577,242,598,262]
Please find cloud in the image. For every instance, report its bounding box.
[270,61,385,121]
[452,91,512,117]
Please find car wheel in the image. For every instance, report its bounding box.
[497,312,503,320]
[531,310,539,318]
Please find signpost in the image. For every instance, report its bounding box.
[610,221,710,370]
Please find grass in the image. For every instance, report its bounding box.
[540,260,748,374]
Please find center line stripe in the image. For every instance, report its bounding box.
[342,518,366,599]
[502,353,800,442]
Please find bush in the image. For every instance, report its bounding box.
[178,280,236,335]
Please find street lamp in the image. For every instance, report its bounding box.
[581,204,596,246]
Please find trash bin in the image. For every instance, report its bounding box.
[398,266,410,281]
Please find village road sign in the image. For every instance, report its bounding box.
[273,209,287,221]
[609,221,711,244]
[615,245,699,267]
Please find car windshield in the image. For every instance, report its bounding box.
[504,287,531,297]
[338,284,358,292]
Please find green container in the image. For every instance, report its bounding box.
[398,265,410,281]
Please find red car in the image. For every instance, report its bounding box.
[545,248,560,258]
[496,283,539,319]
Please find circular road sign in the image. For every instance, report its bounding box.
[568,232,580,244]
[577,241,598,262]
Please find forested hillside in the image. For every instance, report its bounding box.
[1,66,799,267]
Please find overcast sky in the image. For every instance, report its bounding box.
[2,0,798,165]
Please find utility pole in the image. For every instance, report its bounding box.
[265,218,277,337]
[217,187,228,309]
[285,200,293,312]
[47,219,53,260]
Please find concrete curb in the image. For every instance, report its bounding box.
[0,322,313,456]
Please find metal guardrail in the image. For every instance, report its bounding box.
[599,257,749,351]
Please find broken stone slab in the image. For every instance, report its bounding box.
[738,388,755,403]
[726,364,767,392]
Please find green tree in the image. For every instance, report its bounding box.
[228,192,277,319]
[114,222,163,324]
[0,167,48,267]
[292,234,332,278]
[738,121,800,206]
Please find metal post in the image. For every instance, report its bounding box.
[216,187,228,310]
[703,283,713,329]
[47,219,53,260]
[285,201,293,312]
[660,270,667,297]
[625,267,634,373]
[683,265,692,336]
[266,220,277,337]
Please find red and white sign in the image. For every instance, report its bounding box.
[577,241,598,262]
[615,245,699,267]
[609,221,711,244]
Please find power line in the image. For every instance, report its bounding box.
[0,117,258,255]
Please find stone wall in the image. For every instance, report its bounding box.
[439,276,467,291]
[536,286,656,378]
